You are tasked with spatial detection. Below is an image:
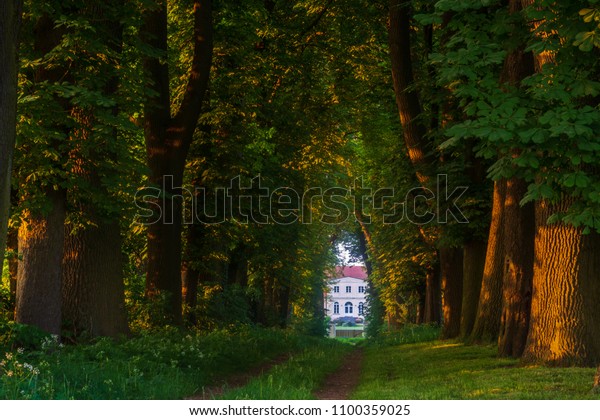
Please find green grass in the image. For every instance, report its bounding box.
[218,339,352,400]
[353,341,600,399]
[0,325,317,399]
[335,337,365,345]
[370,323,442,346]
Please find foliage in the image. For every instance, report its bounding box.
[434,0,600,232]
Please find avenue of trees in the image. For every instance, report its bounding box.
[1,0,599,371]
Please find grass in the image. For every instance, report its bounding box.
[0,325,317,399]
[218,339,352,399]
[353,341,600,399]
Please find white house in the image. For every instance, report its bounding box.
[324,265,368,322]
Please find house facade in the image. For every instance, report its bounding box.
[324,265,368,322]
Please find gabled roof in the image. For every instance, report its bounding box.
[329,265,368,280]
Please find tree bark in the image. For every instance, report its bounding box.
[522,200,600,366]
[440,247,463,338]
[0,1,22,273]
[471,180,506,342]
[141,0,213,325]
[497,177,534,357]
[460,240,486,338]
[16,189,65,335]
[62,220,129,337]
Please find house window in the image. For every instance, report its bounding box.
[346,286,351,293]
[358,302,364,315]
[333,286,339,293]
[333,302,340,314]
[358,286,365,293]
[344,302,353,314]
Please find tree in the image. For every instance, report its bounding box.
[519,1,600,366]
[15,12,67,335]
[140,0,214,324]
[0,0,22,275]
[387,0,491,338]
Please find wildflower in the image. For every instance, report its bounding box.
[5,353,13,360]
[7,370,13,377]
[17,348,24,354]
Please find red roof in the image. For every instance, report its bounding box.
[330,265,368,280]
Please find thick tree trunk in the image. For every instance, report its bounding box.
[440,247,463,338]
[0,1,22,272]
[492,0,536,353]
[141,0,213,325]
[522,200,600,366]
[498,177,534,357]
[471,180,506,342]
[424,259,441,324]
[62,220,129,337]
[145,183,185,324]
[16,189,65,335]
[59,3,129,338]
[460,240,486,338]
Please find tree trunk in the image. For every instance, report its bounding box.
[522,199,600,366]
[6,225,18,306]
[440,247,463,338]
[16,189,65,335]
[416,278,426,324]
[388,0,432,185]
[0,1,22,273]
[181,260,199,325]
[471,180,506,342]
[460,240,486,338]
[593,366,600,391]
[141,0,213,325]
[424,258,441,324]
[59,3,129,339]
[62,220,129,337]
[497,177,534,357]
[276,279,291,328]
[493,0,536,353]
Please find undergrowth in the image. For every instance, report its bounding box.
[0,324,312,399]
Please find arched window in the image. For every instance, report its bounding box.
[333,302,340,314]
[345,302,353,314]
[358,302,364,316]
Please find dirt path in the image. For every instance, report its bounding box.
[186,353,292,400]
[314,348,364,400]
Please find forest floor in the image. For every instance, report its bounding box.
[353,341,600,399]
[186,352,294,400]
[314,348,364,399]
